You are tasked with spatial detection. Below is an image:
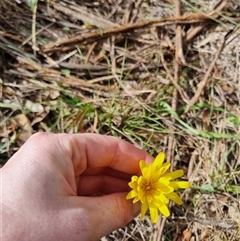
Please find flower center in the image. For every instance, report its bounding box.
[141,180,154,195]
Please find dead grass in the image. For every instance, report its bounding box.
[0,0,240,240]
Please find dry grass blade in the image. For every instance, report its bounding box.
[53,2,120,29]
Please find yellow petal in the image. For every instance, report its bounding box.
[170,181,191,189]
[133,197,140,203]
[147,194,153,203]
[163,169,184,180]
[153,193,169,206]
[158,204,170,217]
[158,162,171,175]
[149,207,159,223]
[156,183,174,194]
[129,183,137,189]
[154,152,165,167]
[139,160,147,171]
[142,166,150,178]
[131,175,138,182]
[166,192,183,205]
[155,193,169,204]
[158,176,171,184]
[138,190,146,203]
[126,190,137,199]
[140,202,149,220]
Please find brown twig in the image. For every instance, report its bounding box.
[85,42,97,63]
[42,13,213,53]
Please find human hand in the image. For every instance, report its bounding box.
[2,133,153,241]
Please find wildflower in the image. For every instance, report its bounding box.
[126,152,190,223]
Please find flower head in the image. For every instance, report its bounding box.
[126,152,190,223]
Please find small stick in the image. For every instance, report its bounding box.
[31,0,38,57]
[42,13,213,53]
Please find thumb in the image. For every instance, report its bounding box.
[82,193,140,240]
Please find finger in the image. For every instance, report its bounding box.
[67,193,140,241]
[61,133,154,175]
[82,167,132,180]
[13,133,153,176]
[77,174,129,195]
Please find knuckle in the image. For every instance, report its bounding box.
[28,132,52,143]
[24,132,54,153]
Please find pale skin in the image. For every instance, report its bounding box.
[2,133,153,241]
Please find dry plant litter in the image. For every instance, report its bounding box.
[0,0,240,240]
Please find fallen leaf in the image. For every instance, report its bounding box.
[176,229,192,241]
[14,114,33,143]
[25,99,44,113]
[200,228,210,240]
[31,105,51,126]
[220,83,234,94]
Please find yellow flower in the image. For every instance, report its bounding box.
[126,152,190,223]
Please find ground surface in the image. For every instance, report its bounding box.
[0,0,240,240]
